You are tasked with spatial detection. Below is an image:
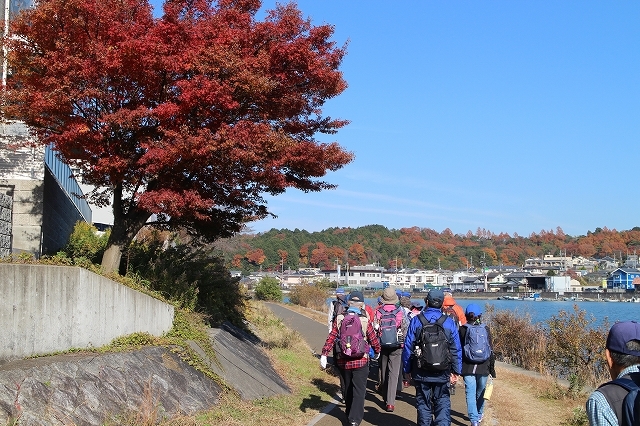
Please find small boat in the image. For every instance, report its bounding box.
[521,292,541,301]
[500,295,519,300]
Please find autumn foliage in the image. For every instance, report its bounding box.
[222,225,640,273]
[3,0,352,272]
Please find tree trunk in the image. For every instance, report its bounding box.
[99,183,151,274]
[101,244,123,274]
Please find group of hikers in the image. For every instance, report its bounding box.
[321,287,495,426]
[321,287,640,426]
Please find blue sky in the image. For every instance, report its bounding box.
[149,1,640,238]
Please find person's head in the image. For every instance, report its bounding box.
[381,287,399,305]
[410,303,423,313]
[465,303,483,324]
[425,289,444,309]
[443,293,456,307]
[399,296,411,308]
[606,321,640,375]
[348,290,365,309]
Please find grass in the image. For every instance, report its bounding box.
[490,367,589,426]
[132,301,340,426]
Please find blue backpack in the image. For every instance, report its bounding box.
[463,323,491,363]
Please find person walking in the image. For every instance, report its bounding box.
[373,287,407,412]
[321,291,381,426]
[402,288,462,426]
[586,320,640,426]
[442,292,467,327]
[460,304,495,426]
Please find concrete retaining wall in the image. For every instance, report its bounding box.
[0,264,174,362]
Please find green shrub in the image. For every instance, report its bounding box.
[125,235,246,327]
[64,221,110,263]
[255,277,283,301]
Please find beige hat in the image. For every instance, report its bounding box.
[381,287,399,304]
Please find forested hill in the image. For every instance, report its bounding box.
[213,225,640,273]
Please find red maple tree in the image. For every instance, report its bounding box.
[4,0,352,272]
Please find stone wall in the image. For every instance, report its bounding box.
[0,193,11,257]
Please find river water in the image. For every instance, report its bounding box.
[367,297,640,326]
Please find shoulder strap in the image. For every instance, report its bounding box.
[435,314,447,327]
[599,374,640,424]
[417,312,427,327]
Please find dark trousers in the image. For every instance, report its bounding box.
[414,380,451,426]
[342,364,369,425]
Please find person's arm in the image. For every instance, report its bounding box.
[487,325,496,377]
[402,316,419,374]
[321,322,339,357]
[366,321,381,354]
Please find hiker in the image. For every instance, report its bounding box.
[442,292,467,327]
[373,287,407,412]
[460,303,496,426]
[321,291,381,426]
[328,288,349,402]
[327,288,348,331]
[586,321,640,426]
[402,288,462,426]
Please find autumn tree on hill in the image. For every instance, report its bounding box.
[4,0,352,272]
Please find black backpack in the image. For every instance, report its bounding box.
[416,314,451,372]
[599,374,640,426]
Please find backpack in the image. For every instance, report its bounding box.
[337,312,369,359]
[599,374,640,426]
[416,314,451,371]
[442,305,460,327]
[330,298,348,325]
[463,323,491,363]
[376,306,402,349]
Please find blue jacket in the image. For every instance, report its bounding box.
[402,307,462,382]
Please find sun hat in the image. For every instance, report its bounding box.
[606,321,640,356]
[381,287,399,304]
[465,303,483,316]
[426,288,444,308]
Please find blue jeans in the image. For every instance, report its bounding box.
[463,374,488,423]
[414,380,451,426]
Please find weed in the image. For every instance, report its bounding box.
[561,407,589,426]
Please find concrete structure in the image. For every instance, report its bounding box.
[0,122,92,257]
[0,264,174,362]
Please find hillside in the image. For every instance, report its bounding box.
[212,224,640,273]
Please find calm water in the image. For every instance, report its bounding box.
[368,297,640,326]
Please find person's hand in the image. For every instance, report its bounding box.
[320,355,327,369]
[450,373,459,385]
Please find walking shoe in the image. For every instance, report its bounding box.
[470,422,479,426]
[386,404,395,412]
[479,413,484,423]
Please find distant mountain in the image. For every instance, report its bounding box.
[212,225,640,274]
